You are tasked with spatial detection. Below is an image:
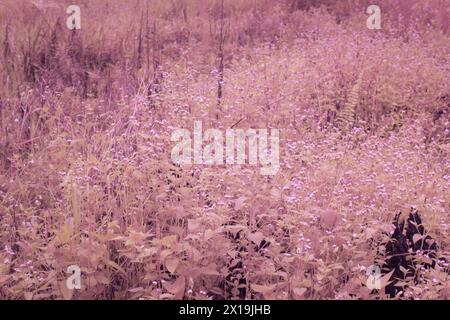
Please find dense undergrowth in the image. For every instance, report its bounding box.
[0,0,449,299]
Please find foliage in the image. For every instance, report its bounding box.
[0,0,449,300]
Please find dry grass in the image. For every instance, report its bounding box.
[0,0,449,299]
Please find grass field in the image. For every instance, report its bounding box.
[0,0,449,299]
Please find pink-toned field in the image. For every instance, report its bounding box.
[0,0,449,300]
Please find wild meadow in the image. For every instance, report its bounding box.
[0,0,449,299]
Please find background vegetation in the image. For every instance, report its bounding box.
[0,0,449,299]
